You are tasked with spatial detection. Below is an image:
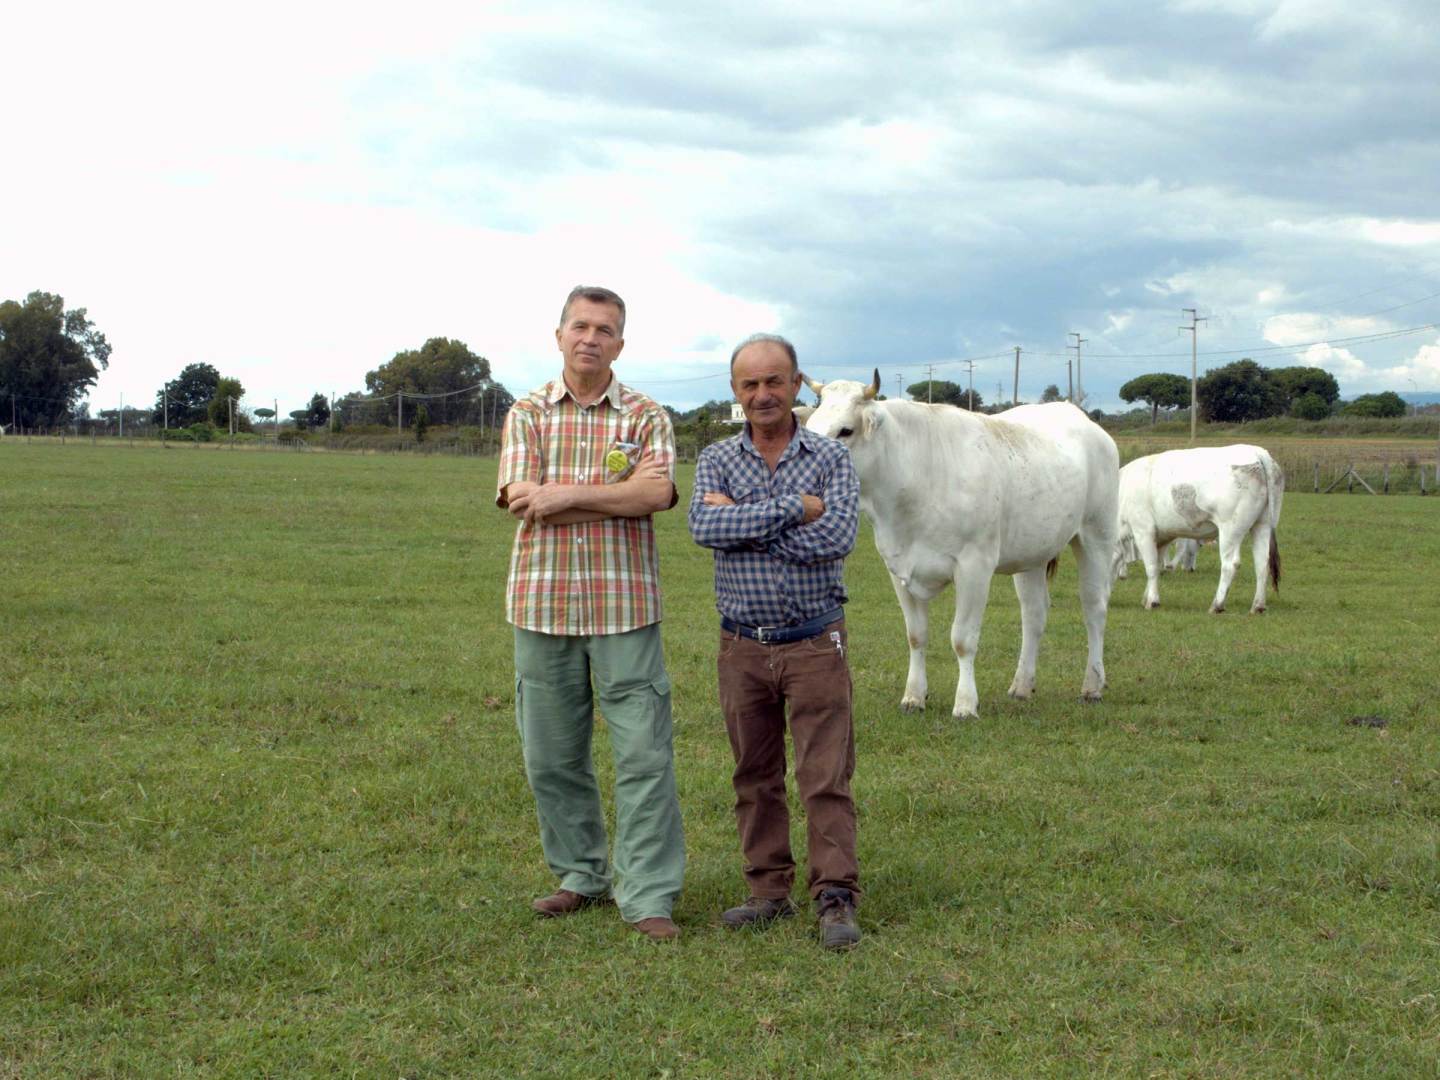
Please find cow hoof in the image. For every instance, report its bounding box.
[1143,600,1160,610]
[1250,605,1266,615]
[899,697,926,714]
[1006,688,1033,701]
[1080,690,1103,703]
[952,708,978,721]
[1210,604,1225,615]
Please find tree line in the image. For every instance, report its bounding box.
[0,290,515,438]
[1119,360,1408,423]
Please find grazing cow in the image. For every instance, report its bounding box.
[804,370,1119,719]
[1164,537,1201,572]
[1115,444,1283,613]
[1114,537,1200,580]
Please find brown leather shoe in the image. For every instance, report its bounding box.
[531,889,610,917]
[628,917,680,941]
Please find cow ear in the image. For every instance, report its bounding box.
[792,404,815,423]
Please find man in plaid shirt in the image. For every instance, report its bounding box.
[497,285,685,942]
[687,333,864,950]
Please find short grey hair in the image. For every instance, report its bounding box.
[729,333,797,374]
[559,285,626,336]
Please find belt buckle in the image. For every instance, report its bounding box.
[755,624,779,644]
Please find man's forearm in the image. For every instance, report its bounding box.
[561,476,675,517]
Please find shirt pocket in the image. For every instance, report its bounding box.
[602,442,641,483]
[728,482,768,504]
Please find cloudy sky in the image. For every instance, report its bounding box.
[4,0,1439,416]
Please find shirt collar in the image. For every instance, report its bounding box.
[547,373,622,410]
[739,416,811,464]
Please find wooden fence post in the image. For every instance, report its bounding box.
[1383,461,1390,493]
[1313,461,1320,493]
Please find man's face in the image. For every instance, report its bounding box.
[731,342,801,429]
[556,298,625,384]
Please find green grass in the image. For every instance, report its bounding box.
[2,442,1438,1077]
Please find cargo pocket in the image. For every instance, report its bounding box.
[650,672,674,747]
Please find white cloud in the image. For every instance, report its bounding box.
[1262,313,1383,347]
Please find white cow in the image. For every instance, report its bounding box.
[1115,444,1284,613]
[804,370,1119,719]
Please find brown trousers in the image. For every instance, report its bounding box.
[717,618,859,900]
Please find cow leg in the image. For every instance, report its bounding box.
[1135,532,1164,609]
[1248,522,1272,614]
[1008,567,1050,701]
[888,569,930,712]
[949,561,992,719]
[1209,526,1244,613]
[1072,533,1111,701]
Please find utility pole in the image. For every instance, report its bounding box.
[1012,346,1021,405]
[1181,308,1208,444]
[162,383,169,435]
[1068,333,1087,409]
[894,373,902,401]
[961,360,976,410]
[228,395,235,437]
[397,391,404,436]
[1066,359,1073,403]
[925,363,935,403]
[273,398,278,441]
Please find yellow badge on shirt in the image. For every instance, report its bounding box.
[605,449,630,474]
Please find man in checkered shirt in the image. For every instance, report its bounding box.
[497,285,685,942]
[687,333,864,950]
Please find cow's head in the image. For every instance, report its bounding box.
[801,367,883,445]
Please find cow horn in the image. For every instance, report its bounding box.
[801,372,825,395]
[863,367,880,399]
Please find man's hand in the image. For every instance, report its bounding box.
[702,492,735,507]
[629,460,671,484]
[800,494,825,523]
[509,482,575,526]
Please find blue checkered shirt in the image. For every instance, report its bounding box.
[688,423,859,626]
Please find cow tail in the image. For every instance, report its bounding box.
[1045,556,1059,581]
[1263,451,1283,593]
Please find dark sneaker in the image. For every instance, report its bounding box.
[816,887,861,950]
[721,895,799,929]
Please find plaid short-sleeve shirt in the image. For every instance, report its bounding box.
[497,375,676,636]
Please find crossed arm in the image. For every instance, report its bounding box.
[503,459,675,526]
[687,451,858,564]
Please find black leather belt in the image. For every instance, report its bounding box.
[720,607,844,644]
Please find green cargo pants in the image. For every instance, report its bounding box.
[513,623,685,922]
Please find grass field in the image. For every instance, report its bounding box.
[2,441,1438,1077]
